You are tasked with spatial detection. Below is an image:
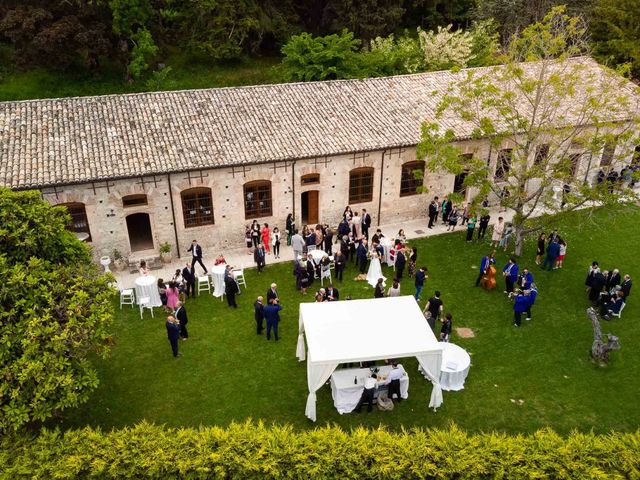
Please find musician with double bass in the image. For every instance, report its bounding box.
[475,251,496,289]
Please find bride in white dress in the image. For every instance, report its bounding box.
[366,250,386,287]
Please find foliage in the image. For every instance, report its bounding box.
[590,0,640,79]
[128,27,158,79]
[159,241,171,254]
[321,0,405,42]
[417,6,640,255]
[0,188,114,432]
[0,188,90,265]
[281,30,361,81]
[419,24,474,70]
[2,422,640,478]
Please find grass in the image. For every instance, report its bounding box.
[49,206,640,434]
[0,48,283,102]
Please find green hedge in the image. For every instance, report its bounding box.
[1,422,639,479]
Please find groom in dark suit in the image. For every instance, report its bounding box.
[395,249,406,280]
[362,209,372,239]
[356,239,368,274]
[181,262,196,298]
[187,240,207,274]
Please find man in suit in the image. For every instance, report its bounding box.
[477,213,491,239]
[356,238,368,274]
[395,248,406,280]
[225,272,240,308]
[266,283,279,304]
[428,196,439,229]
[605,269,621,291]
[187,239,207,274]
[254,243,266,274]
[621,274,632,298]
[174,301,188,340]
[334,250,346,281]
[166,315,181,358]
[264,298,283,341]
[254,296,264,334]
[502,258,519,294]
[323,226,334,255]
[182,262,196,298]
[326,284,339,301]
[338,218,350,238]
[362,209,372,239]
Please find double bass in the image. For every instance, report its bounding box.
[481,264,497,291]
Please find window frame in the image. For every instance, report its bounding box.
[243,180,273,219]
[59,202,92,242]
[180,187,215,228]
[301,173,320,185]
[600,141,616,167]
[349,167,375,204]
[494,148,513,181]
[399,160,426,197]
[122,194,148,208]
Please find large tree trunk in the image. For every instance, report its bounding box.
[513,223,525,257]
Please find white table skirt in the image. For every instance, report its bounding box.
[309,249,328,265]
[420,342,471,391]
[134,275,162,307]
[379,239,393,265]
[330,365,409,414]
[210,264,226,298]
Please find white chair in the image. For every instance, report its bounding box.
[197,276,211,295]
[610,302,626,319]
[232,269,247,289]
[389,248,396,270]
[307,245,317,252]
[328,256,335,270]
[120,289,135,309]
[320,264,332,286]
[138,297,154,319]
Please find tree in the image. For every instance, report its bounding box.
[281,30,361,81]
[417,7,640,256]
[590,0,640,79]
[0,189,114,431]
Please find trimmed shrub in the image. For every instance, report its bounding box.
[1,422,639,479]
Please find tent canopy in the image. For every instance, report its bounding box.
[296,296,443,421]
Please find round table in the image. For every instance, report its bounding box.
[309,249,328,265]
[379,238,393,265]
[134,275,162,307]
[438,342,471,391]
[210,264,227,298]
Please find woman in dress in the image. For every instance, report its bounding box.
[214,254,226,265]
[352,211,362,239]
[139,260,149,276]
[250,220,260,248]
[408,247,417,278]
[395,229,406,248]
[387,278,401,297]
[374,278,385,298]
[491,217,505,248]
[271,227,281,259]
[157,278,168,310]
[166,281,180,310]
[296,260,309,294]
[245,226,253,254]
[261,223,271,253]
[285,213,294,246]
[466,215,477,242]
[343,206,353,221]
[535,233,546,265]
[366,250,386,288]
[314,224,324,250]
[446,205,459,231]
[499,223,513,252]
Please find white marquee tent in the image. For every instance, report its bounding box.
[296,295,443,421]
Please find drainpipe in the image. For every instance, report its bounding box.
[291,160,297,226]
[377,150,387,226]
[167,173,181,258]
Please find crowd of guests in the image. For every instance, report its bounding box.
[585,262,632,320]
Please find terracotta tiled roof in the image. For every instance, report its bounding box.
[0,56,634,189]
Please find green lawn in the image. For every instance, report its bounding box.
[50,206,639,434]
[0,50,282,102]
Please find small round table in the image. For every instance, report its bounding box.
[210,264,227,298]
[309,249,328,265]
[379,238,393,265]
[439,343,471,391]
[134,275,162,307]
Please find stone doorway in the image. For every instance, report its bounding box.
[126,213,154,252]
[301,190,319,225]
[454,172,468,200]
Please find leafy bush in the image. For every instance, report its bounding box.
[1,422,638,479]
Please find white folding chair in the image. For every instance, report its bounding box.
[307,245,317,252]
[120,289,135,309]
[389,248,396,270]
[232,269,247,289]
[138,297,154,319]
[320,264,332,286]
[197,276,211,295]
[610,302,626,319]
[328,256,335,270]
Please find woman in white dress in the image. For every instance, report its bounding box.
[352,212,362,239]
[366,250,386,288]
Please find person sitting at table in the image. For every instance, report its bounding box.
[384,360,405,402]
[214,254,226,266]
[139,260,149,276]
[166,281,180,311]
[355,374,378,413]
[157,278,168,310]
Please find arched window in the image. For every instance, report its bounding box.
[244,180,272,219]
[59,202,92,241]
[399,161,425,197]
[181,187,214,228]
[349,167,374,204]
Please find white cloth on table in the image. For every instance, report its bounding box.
[210,264,227,298]
[420,342,470,391]
[134,275,162,307]
[309,249,328,265]
[330,365,409,414]
[379,238,393,265]
[366,256,386,287]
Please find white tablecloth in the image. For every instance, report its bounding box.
[420,343,471,391]
[330,365,409,414]
[210,264,227,298]
[379,238,393,265]
[309,249,328,265]
[134,275,162,307]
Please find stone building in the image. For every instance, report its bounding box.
[0,56,638,263]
